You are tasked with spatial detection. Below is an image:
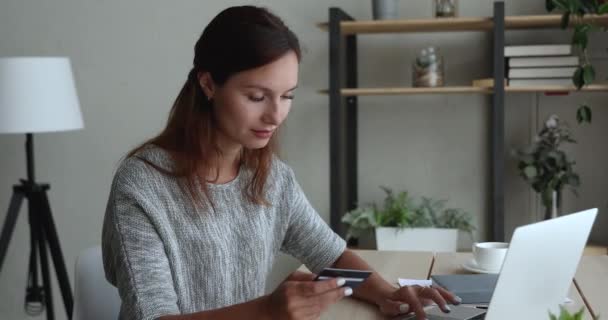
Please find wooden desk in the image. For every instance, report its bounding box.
[296,250,601,319]
[574,255,608,320]
[298,250,434,320]
[431,253,591,318]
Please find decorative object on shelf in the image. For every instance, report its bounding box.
[513,114,580,221]
[372,0,399,20]
[546,0,608,124]
[548,306,586,320]
[341,187,475,251]
[434,0,458,18]
[0,57,83,319]
[413,46,445,87]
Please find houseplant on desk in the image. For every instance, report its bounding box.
[549,306,587,320]
[341,187,475,252]
[514,114,580,220]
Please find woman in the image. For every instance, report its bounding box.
[102,6,460,320]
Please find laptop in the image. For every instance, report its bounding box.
[399,208,598,320]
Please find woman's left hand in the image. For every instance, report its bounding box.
[376,285,462,319]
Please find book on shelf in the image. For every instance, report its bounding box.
[508,67,577,79]
[472,78,508,87]
[505,44,572,57]
[508,56,579,68]
[508,78,573,87]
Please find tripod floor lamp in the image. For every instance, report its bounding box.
[0,57,84,320]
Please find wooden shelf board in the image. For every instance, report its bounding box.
[506,84,608,93]
[318,84,608,96]
[317,14,608,34]
[326,87,492,96]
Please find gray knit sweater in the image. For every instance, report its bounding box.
[101,146,346,320]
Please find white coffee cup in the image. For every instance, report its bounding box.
[472,242,509,271]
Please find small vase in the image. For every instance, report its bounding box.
[413,46,445,87]
[543,190,560,220]
[434,0,458,18]
[372,0,399,20]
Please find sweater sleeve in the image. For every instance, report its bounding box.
[280,166,346,274]
[101,159,180,320]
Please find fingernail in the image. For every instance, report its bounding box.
[336,277,346,287]
[344,287,353,296]
[399,303,409,313]
[443,305,451,313]
[454,296,462,304]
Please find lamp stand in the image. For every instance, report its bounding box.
[0,133,74,320]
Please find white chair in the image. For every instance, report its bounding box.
[73,246,121,320]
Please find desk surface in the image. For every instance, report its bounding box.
[575,255,608,320]
[299,250,601,319]
[299,250,433,320]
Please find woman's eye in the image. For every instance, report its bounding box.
[249,95,265,102]
[282,95,295,100]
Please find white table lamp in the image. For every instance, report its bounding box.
[0,57,84,319]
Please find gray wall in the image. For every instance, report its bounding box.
[0,0,606,319]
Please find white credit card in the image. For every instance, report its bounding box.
[314,267,372,289]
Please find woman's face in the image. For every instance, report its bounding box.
[200,51,299,151]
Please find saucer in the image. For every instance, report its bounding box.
[461,259,500,274]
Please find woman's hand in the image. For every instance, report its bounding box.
[377,285,462,320]
[265,271,352,320]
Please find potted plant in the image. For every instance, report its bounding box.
[513,114,580,220]
[549,306,588,320]
[546,0,608,123]
[341,186,475,252]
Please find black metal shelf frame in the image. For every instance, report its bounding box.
[328,2,506,241]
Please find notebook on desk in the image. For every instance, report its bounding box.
[431,274,498,304]
[396,208,597,320]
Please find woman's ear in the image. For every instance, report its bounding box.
[197,72,215,100]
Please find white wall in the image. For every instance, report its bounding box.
[0,1,606,319]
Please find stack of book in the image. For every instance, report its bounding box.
[505,44,578,87]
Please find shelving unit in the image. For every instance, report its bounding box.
[317,14,608,34]
[318,83,608,96]
[322,3,608,241]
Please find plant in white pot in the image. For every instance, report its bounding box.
[342,187,476,252]
[513,114,580,220]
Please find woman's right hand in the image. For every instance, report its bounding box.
[265,271,352,320]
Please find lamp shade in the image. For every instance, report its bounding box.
[0,57,84,134]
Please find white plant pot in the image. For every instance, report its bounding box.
[359,227,459,252]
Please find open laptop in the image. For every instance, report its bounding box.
[400,208,598,320]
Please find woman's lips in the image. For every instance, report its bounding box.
[252,129,273,138]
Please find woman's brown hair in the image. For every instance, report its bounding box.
[127,6,301,208]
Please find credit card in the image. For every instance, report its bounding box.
[314,267,373,289]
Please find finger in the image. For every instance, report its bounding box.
[315,286,352,311]
[421,287,450,313]
[378,299,410,317]
[433,285,462,305]
[285,271,317,282]
[300,277,345,296]
[394,286,426,320]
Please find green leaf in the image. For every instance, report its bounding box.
[561,12,571,28]
[524,166,538,179]
[576,105,592,124]
[572,66,584,89]
[572,26,589,50]
[565,0,579,12]
[599,2,608,14]
[547,0,557,12]
[553,0,571,11]
[583,64,596,85]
